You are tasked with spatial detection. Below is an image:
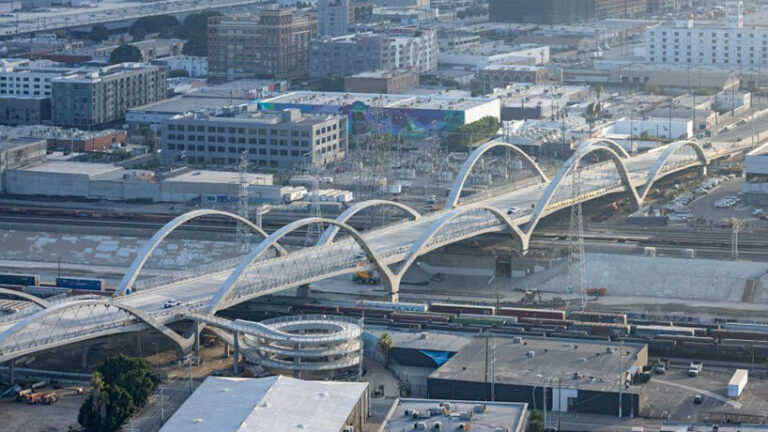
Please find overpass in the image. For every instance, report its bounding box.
[0,138,751,364]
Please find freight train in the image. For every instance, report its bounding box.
[0,273,106,292]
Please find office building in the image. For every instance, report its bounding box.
[0,60,78,98]
[489,0,646,24]
[161,107,347,169]
[310,28,437,78]
[51,63,167,128]
[159,376,370,432]
[207,8,317,83]
[344,68,419,93]
[428,336,648,416]
[318,0,350,37]
[0,97,51,125]
[478,64,549,93]
[439,43,549,71]
[644,2,768,66]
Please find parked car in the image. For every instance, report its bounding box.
[163,299,182,309]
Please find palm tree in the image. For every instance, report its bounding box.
[377,333,393,367]
[591,83,603,101]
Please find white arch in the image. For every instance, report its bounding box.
[0,288,50,308]
[639,139,708,201]
[206,217,394,314]
[0,299,187,360]
[445,140,549,209]
[317,200,421,245]
[525,144,640,237]
[116,209,286,296]
[395,204,529,278]
[580,137,630,158]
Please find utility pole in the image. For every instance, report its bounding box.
[237,152,250,255]
[731,218,743,260]
[566,157,587,311]
[619,339,624,418]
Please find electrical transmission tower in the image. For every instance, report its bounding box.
[566,159,587,311]
[237,152,250,255]
[304,156,324,246]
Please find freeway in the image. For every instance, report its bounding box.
[0,138,753,362]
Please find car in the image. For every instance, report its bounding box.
[507,207,520,215]
[753,208,765,216]
[427,195,437,204]
[693,394,703,404]
[163,299,182,309]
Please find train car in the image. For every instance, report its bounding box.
[55,277,104,291]
[294,304,340,314]
[0,273,40,287]
[453,314,512,328]
[710,329,768,342]
[634,325,698,338]
[361,300,428,313]
[722,322,768,334]
[517,317,575,327]
[497,307,566,320]
[429,303,495,316]
[573,322,631,337]
[391,311,452,324]
[569,310,628,325]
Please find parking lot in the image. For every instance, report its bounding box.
[642,366,768,423]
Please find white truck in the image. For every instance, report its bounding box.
[727,369,748,399]
[688,361,703,377]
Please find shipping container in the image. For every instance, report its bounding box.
[0,273,40,287]
[569,310,627,324]
[573,322,631,337]
[710,329,768,342]
[429,303,495,316]
[55,277,104,291]
[391,311,452,323]
[497,307,566,320]
[362,300,428,313]
[727,369,748,399]
[453,314,513,327]
[722,322,768,334]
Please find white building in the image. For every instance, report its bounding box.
[0,60,78,97]
[438,43,550,71]
[317,0,350,37]
[603,117,693,140]
[645,1,768,66]
[156,56,208,78]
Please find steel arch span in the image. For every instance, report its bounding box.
[317,200,421,246]
[0,299,188,362]
[206,217,395,314]
[0,288,50,309]
[525,144,641,237]
[580,138,630,158]
[395,203,529,278]
[116,209,286,297]
[445,140,549,209]
[639,139,708,201]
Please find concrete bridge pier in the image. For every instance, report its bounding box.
[698,165,707,179]
[81,343,101,369]
[296,284,311,298]
[384,276,400,303]
[8,359,14,384]
[233,331,240,376]
[193,321,200,366]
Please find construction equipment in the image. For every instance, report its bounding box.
[353,270,380,285]
[42,392,58,404]
[521,290,542,304]
[15,388,31,402]
[25,391,44,404]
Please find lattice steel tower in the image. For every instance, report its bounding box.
[237,152,250,255]
[566,158,587,310]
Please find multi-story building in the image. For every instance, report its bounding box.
[344,68,419,93]
[489,0,646,24]
[156,55,208,78]
[51,63,167,128]
[310,28,437,78]
[644,2,766,66]
[161,107,347,169]
[207,8,317,83]
[0,60,78,97]
[318,0,350,37]
[478,64,549,93]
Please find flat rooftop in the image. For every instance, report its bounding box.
[481,64,546,71]
[384,398,528,432]
[366,329,471,352]
[165,170,273,186]
[429,336,646,393]
[129,95,254,115]
[260,91,496,111]
[0,137,46,150]
[159,376,368,432]
[14,161,121,177]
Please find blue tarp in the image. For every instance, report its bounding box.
[419,350,451,366]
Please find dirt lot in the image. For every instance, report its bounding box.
[0,388,87,432]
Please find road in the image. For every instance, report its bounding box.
[0,139,753,362]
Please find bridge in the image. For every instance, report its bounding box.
[0,138,751,364]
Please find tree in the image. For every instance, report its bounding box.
[179,11,221,56]
[527,410,544,432]
[140,126,157,152]
[443,116,501,151]
[109,44,143,64]
[78,355,159,432]
[130,15,180,40]
[89,24,109,43]
[591,83,603,100]
[693,87,712,96]
[377,332,393,367]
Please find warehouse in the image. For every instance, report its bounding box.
[382,398,528,432]
[366,329,471,368]
[428,336,648,416]
[160,376,370,432]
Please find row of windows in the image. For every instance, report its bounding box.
[165,134,320,146]
[168,123,338,135]
[166,143,338,154]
